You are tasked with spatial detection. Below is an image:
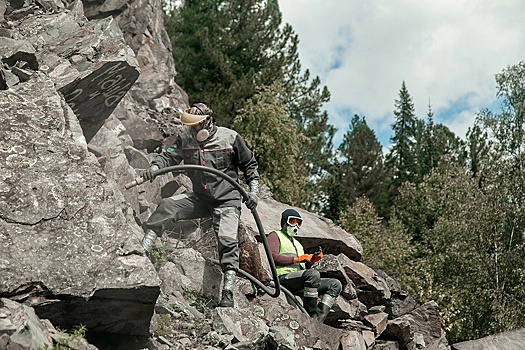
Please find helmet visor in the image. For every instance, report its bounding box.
[287,216,303,228]
[181,108,208,126]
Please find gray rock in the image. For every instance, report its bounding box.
[212,307,269,344]
[0,298,52,350]
[240,197,363,261]
[340,329,367,350]
[0,74,160,337]
[377,269,418,319]
[0,37,37,70]
[9,8,140,143]
[337,254,391,307]
[451,329,525,350]
[251,294,343,350]
[329,297,367,323]
[316,253,358,300]
[55,18,140,142]
[120,116,164,153]
[386,301,449,350]
[372,340,400,349]
[112,0,187,110]
[363,310,389,337]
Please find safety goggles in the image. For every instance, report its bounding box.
[287,216,303,228]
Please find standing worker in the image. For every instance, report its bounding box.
[139,103,259,308]
[267,209,342,323]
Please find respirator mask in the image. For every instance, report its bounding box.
[287,225,299,236]
[285,216,303,237]
[193,118,212,142]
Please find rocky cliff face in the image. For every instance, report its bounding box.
[0,0,506,350]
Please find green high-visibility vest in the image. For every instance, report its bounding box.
[276,229,305,276]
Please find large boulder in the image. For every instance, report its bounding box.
[0,74,160,337]
[240,197,363,262]
[7,8,140,142]
[451,329,525,350]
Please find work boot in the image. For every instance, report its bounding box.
[141,229,157,254]
[219,270,236,307]
[219,289,234,307]
[303,287,319,317]
[316,294,336,323]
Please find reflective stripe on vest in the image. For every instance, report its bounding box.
[276,229,305,276]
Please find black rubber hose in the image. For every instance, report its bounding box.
[128,165,282,298]
[207,257,306,313]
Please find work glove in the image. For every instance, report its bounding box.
[140,165,159,182]
[295,254,312,263]
[311,247,323,264]
[244,180,259,210]
[244,193,258,210]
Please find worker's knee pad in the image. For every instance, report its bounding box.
[213,206,240,241]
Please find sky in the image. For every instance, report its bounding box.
[278,0,525,149]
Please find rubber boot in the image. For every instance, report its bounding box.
[141,229,157,254]
[219,270,236,307]
[303,287,319,317]
[316,294,336,323]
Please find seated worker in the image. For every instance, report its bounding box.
[267,209,342,323]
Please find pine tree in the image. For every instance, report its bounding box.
[164,0,334,209]
[419,101,466,180]
[466,120,491,179]
[232,84,305,204]
[419,101,438,179]
[337,115,388,218]
[165,0,288,125]
[385,81,418,195]
[322,160,348,223]
[412,118,426,183]
[283,70,334,179]
[278,69,334,211]
[432,123,467,166]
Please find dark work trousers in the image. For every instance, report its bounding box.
[278,268,342,298]
[146,192,240,272]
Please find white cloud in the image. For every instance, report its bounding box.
[279,0,525,146]
[448,109,478,141]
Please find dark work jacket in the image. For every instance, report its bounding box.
[151,126,259,206]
